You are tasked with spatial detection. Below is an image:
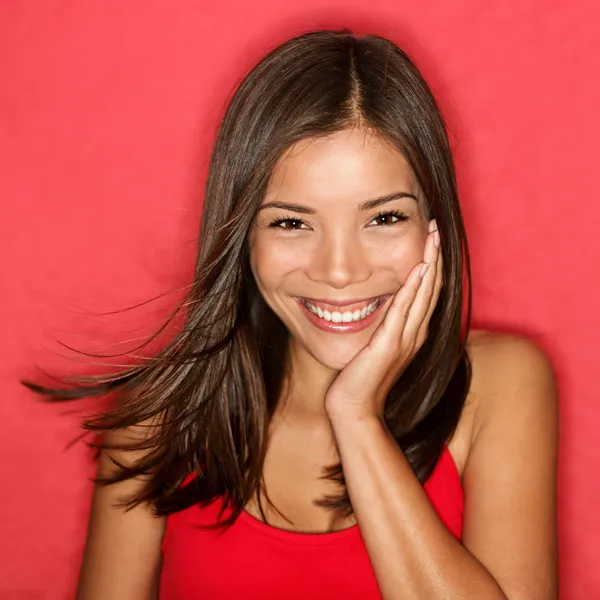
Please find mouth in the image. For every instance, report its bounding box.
[294,294,391,333]
[298,296,385,323]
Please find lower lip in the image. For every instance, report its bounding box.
[295,296,390,334]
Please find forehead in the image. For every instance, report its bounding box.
[264,128,418,204]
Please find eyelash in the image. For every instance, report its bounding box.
[268,210,409,231]
[268,214,308,230]
[369,209,409,227]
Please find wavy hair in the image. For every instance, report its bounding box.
[22,28,472,527]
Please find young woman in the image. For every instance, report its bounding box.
[25,29,559,599]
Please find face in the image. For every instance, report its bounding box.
[249,127,430,372]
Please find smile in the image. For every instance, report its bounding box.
[299,297,382,323]
[295,295,391,334]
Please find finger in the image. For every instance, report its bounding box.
[372,260,426,346]
[403,227,439,342]
[418,246,443,342]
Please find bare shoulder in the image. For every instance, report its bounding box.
[459,329,559,598]
[465,329,559,442]
[446,329,558,478]
[78,419,166,599]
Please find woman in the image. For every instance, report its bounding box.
[24,29,559,599]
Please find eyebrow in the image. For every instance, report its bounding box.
[258,191,418,215]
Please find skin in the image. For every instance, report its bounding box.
[249,128,430,411]
[247,127,559,599]
[77,127,558,599]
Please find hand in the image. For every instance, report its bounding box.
[324,219,443,422]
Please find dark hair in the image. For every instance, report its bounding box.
[22,28,472,527]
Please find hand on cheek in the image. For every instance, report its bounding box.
[324,218,443,422]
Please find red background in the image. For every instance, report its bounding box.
[1,2,599,598]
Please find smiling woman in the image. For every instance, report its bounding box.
[250,130,430,368]
[22,28,558,600]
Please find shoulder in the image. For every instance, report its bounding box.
[458,330,559,598]
[446,330,558,475]
[465,329,558,439]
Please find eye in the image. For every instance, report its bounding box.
[268,216,310,231]
[367,210,409,227]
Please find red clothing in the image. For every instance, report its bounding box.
[160,445,463,599]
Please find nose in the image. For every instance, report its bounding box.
[305,231,371,289]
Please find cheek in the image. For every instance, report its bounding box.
[249,237,305,293]
[369,228,427,275]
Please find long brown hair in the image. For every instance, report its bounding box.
[22,28,472,527]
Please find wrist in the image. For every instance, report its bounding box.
[327,409,386,433]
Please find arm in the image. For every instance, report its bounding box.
[330,335,559,600]
[77,424,166,600]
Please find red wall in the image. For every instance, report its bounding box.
[1,2,598,598]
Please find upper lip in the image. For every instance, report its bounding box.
[297,295,387,307]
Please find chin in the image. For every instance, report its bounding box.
[304,336,368,371]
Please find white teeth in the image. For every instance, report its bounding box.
[303,298,380,323]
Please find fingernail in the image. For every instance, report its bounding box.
[434,231,440,248]
[428,219,437,233]
[420,263,430,278]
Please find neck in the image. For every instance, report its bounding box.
[274,339,338,424]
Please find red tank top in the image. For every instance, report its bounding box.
[159,445,463,599]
